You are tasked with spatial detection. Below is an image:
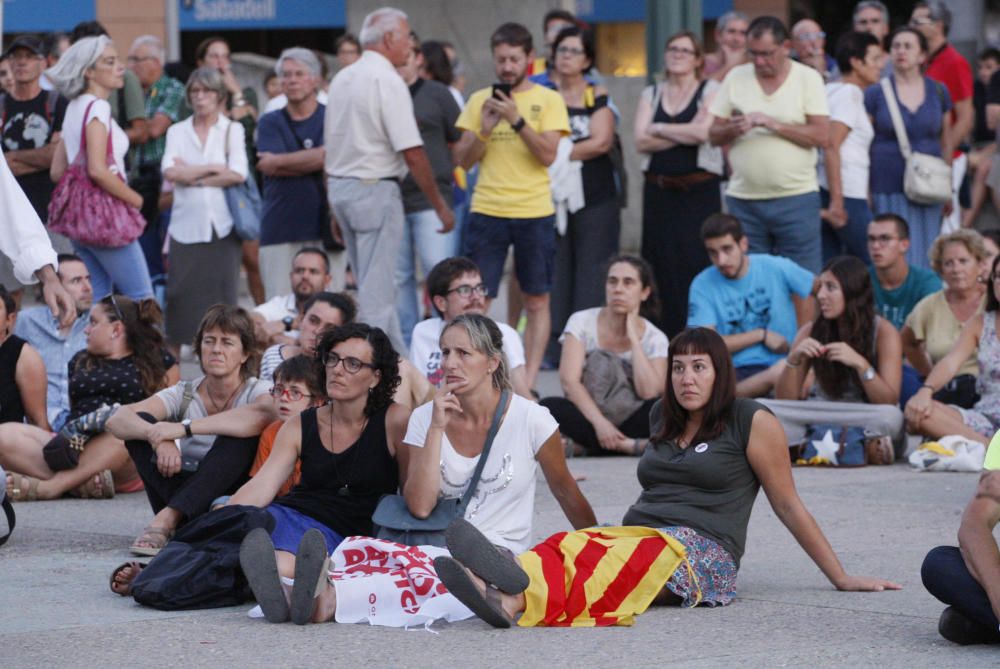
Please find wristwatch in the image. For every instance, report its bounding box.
[861,366,876,382]
[511,117,526,133]
[181,418,193,438]
[282,316,295,332]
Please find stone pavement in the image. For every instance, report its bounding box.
[2,425,997,668]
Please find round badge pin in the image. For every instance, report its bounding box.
[304,138,314,148]
[694,442,708,453]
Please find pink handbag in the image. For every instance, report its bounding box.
[47,99,145,248]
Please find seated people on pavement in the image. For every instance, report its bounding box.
[540,255,667,456]
[687,214,815,398]
[2,295,178,501]
[106,305,273,556]
[252,247,332,347]
[240,314,596,625]
[13,254,93,430]
[410,257,531,398]
[434,328,898,629]
[764,255,904,450]
[902,230,988,409]
[905,254,1000,445]
[0,286,48,429]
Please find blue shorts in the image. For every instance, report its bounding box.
[266,503,343,554]
[462,212,556,296]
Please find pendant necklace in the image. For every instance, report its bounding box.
[328,405,367,497]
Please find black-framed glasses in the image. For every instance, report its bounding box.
[322,351,375,374]
[446,283,488,298]
[269,384,313,401]
[104,293,124,321]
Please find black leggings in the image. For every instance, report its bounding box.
[125,412,258,521]
[539,397,657,455]
[922,545,1000,642]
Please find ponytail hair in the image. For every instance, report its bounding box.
[101,295,169,396]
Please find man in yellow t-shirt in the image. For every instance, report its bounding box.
[454,22,569,391]
[709,15,829,274]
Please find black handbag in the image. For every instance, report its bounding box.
[372,390,509,547]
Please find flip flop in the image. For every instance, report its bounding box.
[239,527,289,623]
[445,518,528,594]
[129,526,174,557]
[71,470,115,499]
[6,472,41,502]
[109,561,147,597]
[433,556,511,629]
[290,528,330,625]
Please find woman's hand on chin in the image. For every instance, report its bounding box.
[833,574,903,592]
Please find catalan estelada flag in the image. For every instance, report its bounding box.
[517,526,695,627]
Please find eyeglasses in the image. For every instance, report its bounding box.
[446,283,488,298]
[269,384,313,401]
[322,351,375,374]
[555,46,586,57]
[867,234,899,246]
[105,293,124,321]
[666,46,697,56]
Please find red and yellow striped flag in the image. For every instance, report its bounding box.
[517,526,693,627]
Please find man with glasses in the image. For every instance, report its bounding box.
[410,256,530,397]
[791,18,838,82]
[867,213,941,332]
[709,15,829,274]
[911,1,974,231]
[127,35,185,293]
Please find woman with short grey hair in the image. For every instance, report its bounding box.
[47,36,153,300]
[160,66,249,355]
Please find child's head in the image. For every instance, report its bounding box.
[270,354,326,420]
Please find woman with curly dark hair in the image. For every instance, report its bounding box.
[766,255,905,454]
[2,295,179,501]
[229,323,411,621]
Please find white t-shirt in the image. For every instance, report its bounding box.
[817,81,873,199]
[403,394,558,553]
[409,317,526,386]
[559,308,669,361]
[62,95,129,177]
[254,294,297,321]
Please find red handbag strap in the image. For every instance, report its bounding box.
[78,98,116,165]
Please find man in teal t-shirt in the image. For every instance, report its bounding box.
[867,214,941,331]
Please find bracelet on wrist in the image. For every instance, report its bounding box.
[920,383,935,393]
[785,357,801,368]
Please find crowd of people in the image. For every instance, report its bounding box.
[1,2,1000,647]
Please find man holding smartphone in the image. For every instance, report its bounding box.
[454,22,570,392]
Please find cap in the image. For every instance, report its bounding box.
[2,36,46,60]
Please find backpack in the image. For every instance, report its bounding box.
[584,85,628,208]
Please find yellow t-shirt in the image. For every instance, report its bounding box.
[709,61,828,199]
[456,84,569,218]
[904,290,984,377]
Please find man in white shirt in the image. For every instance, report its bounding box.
[324,7,454,353]
[411,257,531,398]
[252,247,331,345]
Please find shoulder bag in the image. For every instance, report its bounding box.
[879,77,952,205]
[223,120,262,241]
[372,390,510,547]
[48,99,146,248]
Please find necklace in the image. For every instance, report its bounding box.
[327,404,368,497]
[207,380,244,414]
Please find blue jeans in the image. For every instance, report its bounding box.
[922,545,1000,640]
[725,191,822,273]
[396,208,460,346]
[72,239,153,300]
[463,212,556,296]
[820,188,871,264]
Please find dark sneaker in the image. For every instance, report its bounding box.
[938,607,1000,645]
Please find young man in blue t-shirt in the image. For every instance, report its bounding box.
[867,213,942,331]
[687,213,816,396]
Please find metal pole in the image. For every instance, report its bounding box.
[165,0,180,62]
[646,0,703,84]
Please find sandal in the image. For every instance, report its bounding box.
[109,561,147,597]
[130,526,174,556]
[290,528,330,625]
[434,556,512,628]
[240,527,289,623]
[6,472,41,502]
[71,470,115,499]
[445,518,528,594]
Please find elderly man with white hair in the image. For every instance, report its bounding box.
[257,48,344,301]
[324,6,454,354]
[127,35,186,288]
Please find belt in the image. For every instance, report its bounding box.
[331,175,400,185]
[644,171,718,191]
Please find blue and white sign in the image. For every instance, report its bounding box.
[178,0,344,31]
[3,0,95,34]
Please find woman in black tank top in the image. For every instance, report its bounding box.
[228,324,410,620]
[635,32,723,339]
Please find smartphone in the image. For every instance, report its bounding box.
[492,83,512,99]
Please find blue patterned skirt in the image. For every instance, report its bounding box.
[659,526,738,607]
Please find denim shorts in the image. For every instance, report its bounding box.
[462,212,556,296]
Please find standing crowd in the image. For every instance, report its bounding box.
[1,2,999,647]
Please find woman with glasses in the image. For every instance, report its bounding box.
[106,305,272,555]
[160,67,249,358]
[540,255,668,456]
[45,36,152,300]
[2,294,178,501]
[635,31,723,339]
[901,230,989,409]
[545,26,620,364]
